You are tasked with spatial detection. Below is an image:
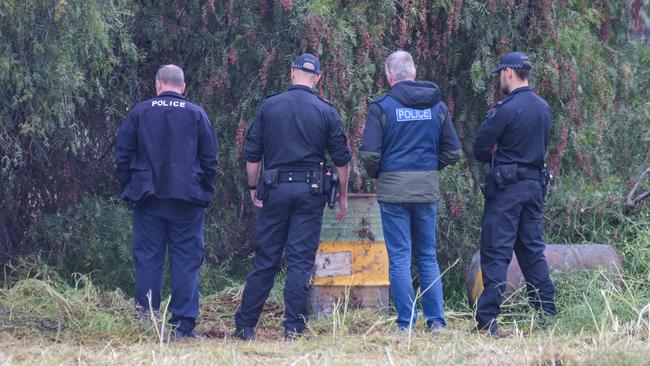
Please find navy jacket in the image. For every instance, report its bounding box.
[245,85,351,170]
[360,80,462,202]
[114,91,219,207]
[473,86,551,169]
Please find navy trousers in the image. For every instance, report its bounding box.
[476,180,556,329]
[235,183,325,332]
[133,198,205,333]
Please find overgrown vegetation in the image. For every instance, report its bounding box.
[1,267,649,364]
[0,0,648,310]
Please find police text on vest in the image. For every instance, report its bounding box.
[152,100,186,108]
[396,108,432,122]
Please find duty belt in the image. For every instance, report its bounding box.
[517,167,543,181]
[278,171,314,183]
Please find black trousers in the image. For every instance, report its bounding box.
[476,180,557,328]
[235,182,325,332]
[133,198,205,333]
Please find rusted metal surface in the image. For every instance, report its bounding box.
[312,241,389,287]
[309,286,389,317]
[321,193,383,242]
[466,244,624,307]
[313,251,353,279]
[310,194,390,316]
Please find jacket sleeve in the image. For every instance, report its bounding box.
[198,110,219,191]
[359,102,384,178]
[437,104,462,170]
[326,108,352,167]
[114,109,138,190]
[244,106,264,163]
[472,107,512,163]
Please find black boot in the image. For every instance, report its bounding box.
[474,321,510,338]
[171,329,203,341]
[284,328,311,341]
[231,327,255,341]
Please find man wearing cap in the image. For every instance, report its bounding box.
[360,51,462,332]
[232,53,352,341]
[114,64,219,340]
[472,52,557,337]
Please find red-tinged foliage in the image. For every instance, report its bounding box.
[258,47,276,90]
[631,0,643,36]
[548,123,570,174]
[280,0,292,12]
[235,118,246,155]
[449,194,462,220]
[2,0,648,295]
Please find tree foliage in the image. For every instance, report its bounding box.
[1,0,648,296]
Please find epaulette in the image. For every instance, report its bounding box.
[495,94,515,108]
[317,95,334,107]
[263,91,282,101]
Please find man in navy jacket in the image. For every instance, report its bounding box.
[472,52,556,337]
[360,51,461,332]
[114,64,218,340]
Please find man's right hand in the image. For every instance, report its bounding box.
[250,189,263,208]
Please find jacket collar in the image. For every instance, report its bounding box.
[159,91,188,100]
[289,85,315,94]
[509,86,532,96]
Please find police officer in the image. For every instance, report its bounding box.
[114,65,218,340]
[360,51,462,332]
[473,52,557,336]
[232,54,351,341]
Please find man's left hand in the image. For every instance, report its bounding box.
[336,193,348,220]
[250,189,263,208]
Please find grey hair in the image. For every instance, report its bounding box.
[385,51,416,82]
[155,64,185,87]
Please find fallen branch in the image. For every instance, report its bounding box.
[627,167,650,207]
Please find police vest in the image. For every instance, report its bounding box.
[377,95,442,173]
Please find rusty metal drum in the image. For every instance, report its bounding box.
[466,244,623,307]
[309,193,390,316]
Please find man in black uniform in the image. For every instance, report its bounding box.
[232,54,351,341]
[114,64,218,340]
[472,52,557,336]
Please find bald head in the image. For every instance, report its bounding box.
[290,68,321,88]
[155,64,185,95]
[385,51,416,86]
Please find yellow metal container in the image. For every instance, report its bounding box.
[309,194,390,316]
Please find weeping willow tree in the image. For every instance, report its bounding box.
[1,0,648,296]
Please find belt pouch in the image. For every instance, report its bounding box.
[495,164,518,189]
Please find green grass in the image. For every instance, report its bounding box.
[1,268,649,365]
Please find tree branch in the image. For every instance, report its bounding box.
[627,167,650,207]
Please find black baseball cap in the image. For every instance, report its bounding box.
[292,53,321,75]
[492,52,533,74]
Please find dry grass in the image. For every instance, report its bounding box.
[1,272,649,365]
[1,318,649,365]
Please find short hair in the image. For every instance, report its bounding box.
[385,51,416,82]
[513,61,532,80]
[155,64,185,87]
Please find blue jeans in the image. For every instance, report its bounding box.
[379,202,445,329]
